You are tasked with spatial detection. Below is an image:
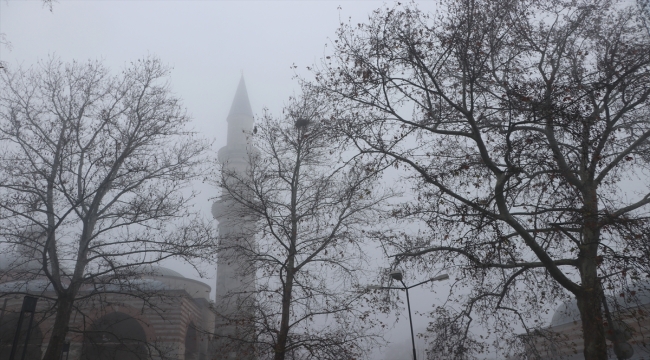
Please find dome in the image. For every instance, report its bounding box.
[147,266,185,278]
[550,297,622,327]
[134,265,211,300]
[624,281,650,308]
[134,265,185,278]
[94,279,169,292]
[550,300,581,327]
[550,286,650,328]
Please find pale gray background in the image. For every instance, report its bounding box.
[1,1,449,358]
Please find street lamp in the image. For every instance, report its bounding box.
[367,272,449,360]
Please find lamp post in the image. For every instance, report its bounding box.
[368,272,449,360]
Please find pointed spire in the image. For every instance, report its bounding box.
[227,75,253,119]
[220,75,255,158]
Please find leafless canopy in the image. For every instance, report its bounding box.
[218,89,393,360]
[312,0,650,358]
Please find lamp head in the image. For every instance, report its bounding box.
[389,270,403,281]
[366,285,382,290]
[432,274,450,282]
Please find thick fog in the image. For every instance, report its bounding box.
[0,1,448,358]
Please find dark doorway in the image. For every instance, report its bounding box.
[184,322,199,360]
[82,312,148,360]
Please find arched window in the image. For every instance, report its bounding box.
[184,322,199,360]
[82,312,147,360]
[0,312,43,360]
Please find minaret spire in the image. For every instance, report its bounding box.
[212,77,257,360]
[227,76,254,121]
[221,76,254,155]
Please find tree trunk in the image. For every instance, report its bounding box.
[275,258,295,360]
[577,284,607,360]
[578,187,607,360]
[41,293,74,360]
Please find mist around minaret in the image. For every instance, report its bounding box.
[211,76,259,360]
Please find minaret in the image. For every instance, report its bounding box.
[211,76,257,360]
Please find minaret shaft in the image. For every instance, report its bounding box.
[211,77,257,360]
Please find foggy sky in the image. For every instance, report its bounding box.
[0,1,446,358]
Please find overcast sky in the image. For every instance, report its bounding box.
[0,1,448,357]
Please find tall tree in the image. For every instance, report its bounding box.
[0,57,215,360]
[313,0,650,358]
[217,91,391,360]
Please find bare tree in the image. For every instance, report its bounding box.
[311,0,650,359]
[425,307,483,360]
[639,0,650,36]
[0,57,215,360]
[217,90,392,360]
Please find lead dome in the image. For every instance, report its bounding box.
[550,282,650,328]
